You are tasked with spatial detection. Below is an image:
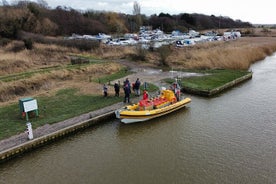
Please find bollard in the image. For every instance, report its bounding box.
[26,122,33,140]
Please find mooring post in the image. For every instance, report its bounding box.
[26,122,33,140]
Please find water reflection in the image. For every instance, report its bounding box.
[115,107,191,138]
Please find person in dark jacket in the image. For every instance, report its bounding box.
[114,82,120,97]
[123,83,131,103]
[134,78,141,96]
[103,84,108,97]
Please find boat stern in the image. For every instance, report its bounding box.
[114,109,121,119]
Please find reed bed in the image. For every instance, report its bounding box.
[113,37,276,69]
[1,37,276,105]
[0,60,122,104]
[98,45,136,59]
[0,42,72,75]
[167,37,276,70]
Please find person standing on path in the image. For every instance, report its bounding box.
[124,78,130,87]
[103,84,108,97]
[134,78,141,96]
[123,83,131,103]
[114,82,120,97]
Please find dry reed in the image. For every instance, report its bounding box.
[99,45,136,59]
[1,37,276,105]
[167,37,276,70]
[0,51,122,104]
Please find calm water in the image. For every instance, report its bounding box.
[1,54,276,184]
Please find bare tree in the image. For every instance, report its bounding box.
[37,0,48,8]
[133,1,140,15]
[2,0,9,6]
[132,1,142,31]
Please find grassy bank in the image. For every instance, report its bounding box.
[93,68,133,84]
[0,62,124,105]
[0,88,121,140]
[0,82,158,140]
[0,67,130,140]
[165,69,252,96]
[1,37,276,105]
[0,36,276,141]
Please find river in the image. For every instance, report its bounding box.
[1,54,276,184]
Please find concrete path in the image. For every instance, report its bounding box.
[0,102,123,153]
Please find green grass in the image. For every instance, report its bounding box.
[94,68,133,84]
[0,88,122,140]
[165,69,251,91]
[0,63,157,140]
[0,81,159,140]
[142,82,159,92]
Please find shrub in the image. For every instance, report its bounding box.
[70,56,90,65]
[18,31,100,51]
[157,45,172,66]
[23,38,33,50]
[0,38,11,46]
[10,41,25,52]
[133,44,147,61]
[68,39,100,51]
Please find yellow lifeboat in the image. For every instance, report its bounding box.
[115,89,191,124]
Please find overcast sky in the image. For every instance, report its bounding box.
[7,0,275,24]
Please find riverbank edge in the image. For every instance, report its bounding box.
[0,72,253,163]
[0,103,121,163]
[182,72,253,97]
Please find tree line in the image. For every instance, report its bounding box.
[0,1,252,39]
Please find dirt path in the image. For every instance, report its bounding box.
[113,60,199,88]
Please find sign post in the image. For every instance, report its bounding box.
[19,98,39,121]
[23,99,38,121]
